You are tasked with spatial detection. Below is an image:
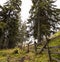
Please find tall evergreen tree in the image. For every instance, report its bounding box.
[0,0,22,48]
[28,0,60,43]
[0,5,7,48]
[5,0,21,48]
[0,22,6,49]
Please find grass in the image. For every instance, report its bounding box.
[0,48,26,62]
[0,48,59,62]
[0,48,49,62]
[0,32,60,62]
[48,31,60,61]
[50,31,60,39]
[49,37,60,46]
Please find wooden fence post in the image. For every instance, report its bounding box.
[34,41,37,54]
[47,45,52,62]
[26,43,29,53]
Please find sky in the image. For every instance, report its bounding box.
[0,0,60,21]
[21,0,32,21]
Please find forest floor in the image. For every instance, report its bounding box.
[0,32,60,62]
[0,48,51,62]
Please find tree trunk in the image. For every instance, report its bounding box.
[37,20,41,43]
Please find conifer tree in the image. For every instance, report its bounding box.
[0,0,22,48]
[28,0,60,43]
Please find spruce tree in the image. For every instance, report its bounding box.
[0,0,22,48]
[28,0,60,43]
